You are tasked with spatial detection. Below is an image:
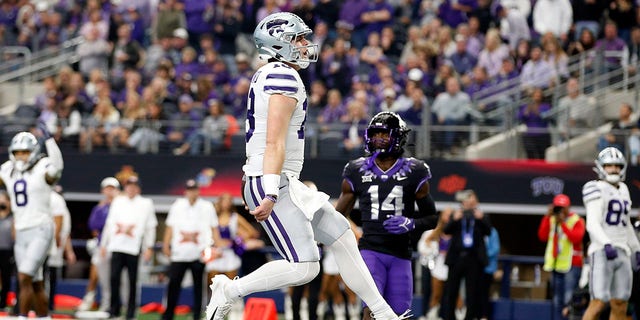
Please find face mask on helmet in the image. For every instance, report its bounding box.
[594,147,627,184]
[9,132,41,172]
[365,112,410,156]
[254,12,319,69]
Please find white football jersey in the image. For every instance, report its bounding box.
[243,61,308,178]
[583,180,639,255]
[0,159,53,230]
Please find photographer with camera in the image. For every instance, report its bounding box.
[442,190,492,320]
[537,194,585,320]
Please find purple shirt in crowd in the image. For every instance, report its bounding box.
[339,0,369,29]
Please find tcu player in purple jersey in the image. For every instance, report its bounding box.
[335,111,439,319]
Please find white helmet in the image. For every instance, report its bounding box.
[9,132,41,172]
[253,12,318,69]
[594,147,627,184]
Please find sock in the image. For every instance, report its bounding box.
[229,260,319,298]
[328,229,396,319]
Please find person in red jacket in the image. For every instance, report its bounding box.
[538,194,585,320]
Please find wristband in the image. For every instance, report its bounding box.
[262,174,281,196]
[265,194,278,203]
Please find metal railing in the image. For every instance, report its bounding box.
[0,37,84,103]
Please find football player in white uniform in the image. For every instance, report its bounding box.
[205,12,407,320]
[582,147,640,320]
[0,123,64,319]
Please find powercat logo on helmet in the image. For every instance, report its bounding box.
[266,19,288,36]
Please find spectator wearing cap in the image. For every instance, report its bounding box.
[100,176,157,319]
[166,94,203,150]
[78,177,121,312]
[173,99,231,155]
[169,28,189,65]
[538,194,585,320]
[162,179,222,320]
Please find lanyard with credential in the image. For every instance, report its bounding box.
[461,217,474,248]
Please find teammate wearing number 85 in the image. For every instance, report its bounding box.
[335,111,438,319]
[205,12,409,320]
[582,147,640,320]
[0,125,64,320]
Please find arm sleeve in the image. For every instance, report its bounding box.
[538,215,551,241]
[45,138,63,179]
[415,194,439,231]
[585,197,612,245]
[486,228,501,258]
[561,215,585,244]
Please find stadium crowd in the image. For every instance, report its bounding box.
[1,0,638,158]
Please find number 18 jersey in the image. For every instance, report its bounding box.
[243,62,308,178]
[343,156,432,259]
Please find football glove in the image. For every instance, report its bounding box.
[604,244,617,260]
[383,215,415,234]
[37,120,52,140]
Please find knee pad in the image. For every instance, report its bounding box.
[290,261,320,286]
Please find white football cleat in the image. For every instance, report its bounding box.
[204,275,234,320]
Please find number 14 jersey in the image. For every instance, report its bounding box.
[343,156,432,259]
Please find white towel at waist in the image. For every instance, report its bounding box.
[286,173,330,221]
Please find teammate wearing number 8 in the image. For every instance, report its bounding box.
[582,147,640,320]
[205,12,409,320]
[335,111,438,319]
[0,124,64,320]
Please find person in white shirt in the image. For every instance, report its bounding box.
[0,123,64,320]
[46,185,76,311]
[581,147,640,320]
[100,175,157,320]
[162,179,222,320]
